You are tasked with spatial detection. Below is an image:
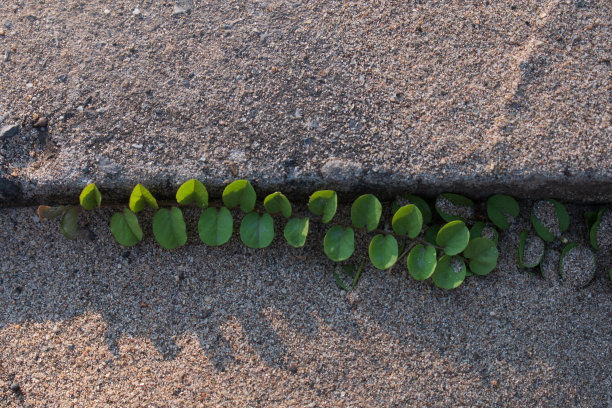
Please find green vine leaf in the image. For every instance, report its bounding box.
[110,209,143,246]
[406,244,437,281]
[436,220,470,256]
[79,183,102,210]
[198,207,233,246]
[486,194,519,230]
[351,194,382,231]
[222,180,256,213]
[129,184,159,213]
[240,212,274,249]
[392,204,423,238]
[37,205,69,220]
[432,255,466,289]
[264,192,292,218]
[588,209,605,250]
[368,234,398,270]
[470,222,499,245]
[176,179,208,208]
[284,217,309,248]
[435,193,474,223]
[61,206,81,240]
[308,190,338,223]
[463,237,498,276]
[425,224,441,245]
[324,225,355,262]
[517,230,544,268]
[531,199,570,242]
[153,207,187,249]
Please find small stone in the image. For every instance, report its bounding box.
[26,83,34,88]
[33,117,48,128]
[132,8,141,16]
[104,8,110,14]
[0,28,5,36]
[10,383,21,395]
[0,124,19,140]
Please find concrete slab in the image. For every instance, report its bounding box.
[0,0,610,205]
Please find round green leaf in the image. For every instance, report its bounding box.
[308,190,338,223]
[517,230,544,268]
[264,192,292,218]
[324,226,355,262]
[392,194,432,224]
[407,244,437,281]
[435,193,474,223]
[79,183,102,210]
[110,209,143,246]
[129,184,159,213]
[425,224,441,245]
[470,222,499,245]
[176,179,208,208]
[284,217,309,248]
[432,255,466,290]
[368,234,398,270]
[351,194,382,231]
[531,199,570,241]
[61,206,81,240]
[463,237,498,276]
[222,180,256,213]
[588,209,605,250]
[486,194,519,230]
[530,212,555,242]
[198,207,233,246]
[240,212,274,249]
[436,220,470,255]
[392,204,423,238]
[153,207,187,250]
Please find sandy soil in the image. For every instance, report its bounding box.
[1,202,610,407]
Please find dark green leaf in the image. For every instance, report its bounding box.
[470,222,499,246]
[486,194,519,230]
[324,226,355,262]
[61,207,81,240]
[308,190,338,223]
[463,237,498,276]
[240,212,274,249]
[129,184,158,213]
[79,183,102,210]
[110,209,143,246]
[435,193,474,223]
[588,209,605,250]
[425,224,441,245]
[368,234,398,270]
[198,207,233,246]
[436,220,470,255]
[152,207,187,249]
[37,205,69,220]
[407,244,437,281]
[333,268,349,291]
[517,230,544,268]
[351,194,382,231]
[432,255,466,289]
[351,258,366,290]
[392,204,423,238]
[283,217,309,248]
[176,179,208,208]
[264,192,292,218]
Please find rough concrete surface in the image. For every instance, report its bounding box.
[0,201,611,406]
[0,0,611,205]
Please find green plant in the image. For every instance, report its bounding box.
[38,181,519,291]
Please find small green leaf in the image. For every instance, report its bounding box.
[531,199,570,241]
[351,194,382,231]
[407,244,437,281]
[222,180,256,213]
[392,204,423,238]
[333,268,349,291]
[61,207,81,240]
[392,194,432,224]
[425,224,441,245]
[435,193,474,223]
[463,237,498,276]
[517,230,544,268]
[152,207,187,249]
[284,217,309,248]
[486,194,519,230]
[436,220,470,255]
[264,192,292,218]
[110,209,143,246]
[588,209,605,250]
[37,205,69,220]
[351,258,366,290]
[324,226,355,262]
[176,179,208,208]
[432,255,466,290]
[470,222,499,245]
[308,190,338,223]
[79,183,102,210]
[530,212,555,242]
[368,234,398,270]
[240,212,274,249]
[129,184,159,213]
[342,264,356,278]
[198,207,233,246]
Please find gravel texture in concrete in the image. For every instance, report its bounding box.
[0,0,611,205]
[0,200,611,406]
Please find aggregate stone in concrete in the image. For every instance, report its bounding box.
[0,0,610,205]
